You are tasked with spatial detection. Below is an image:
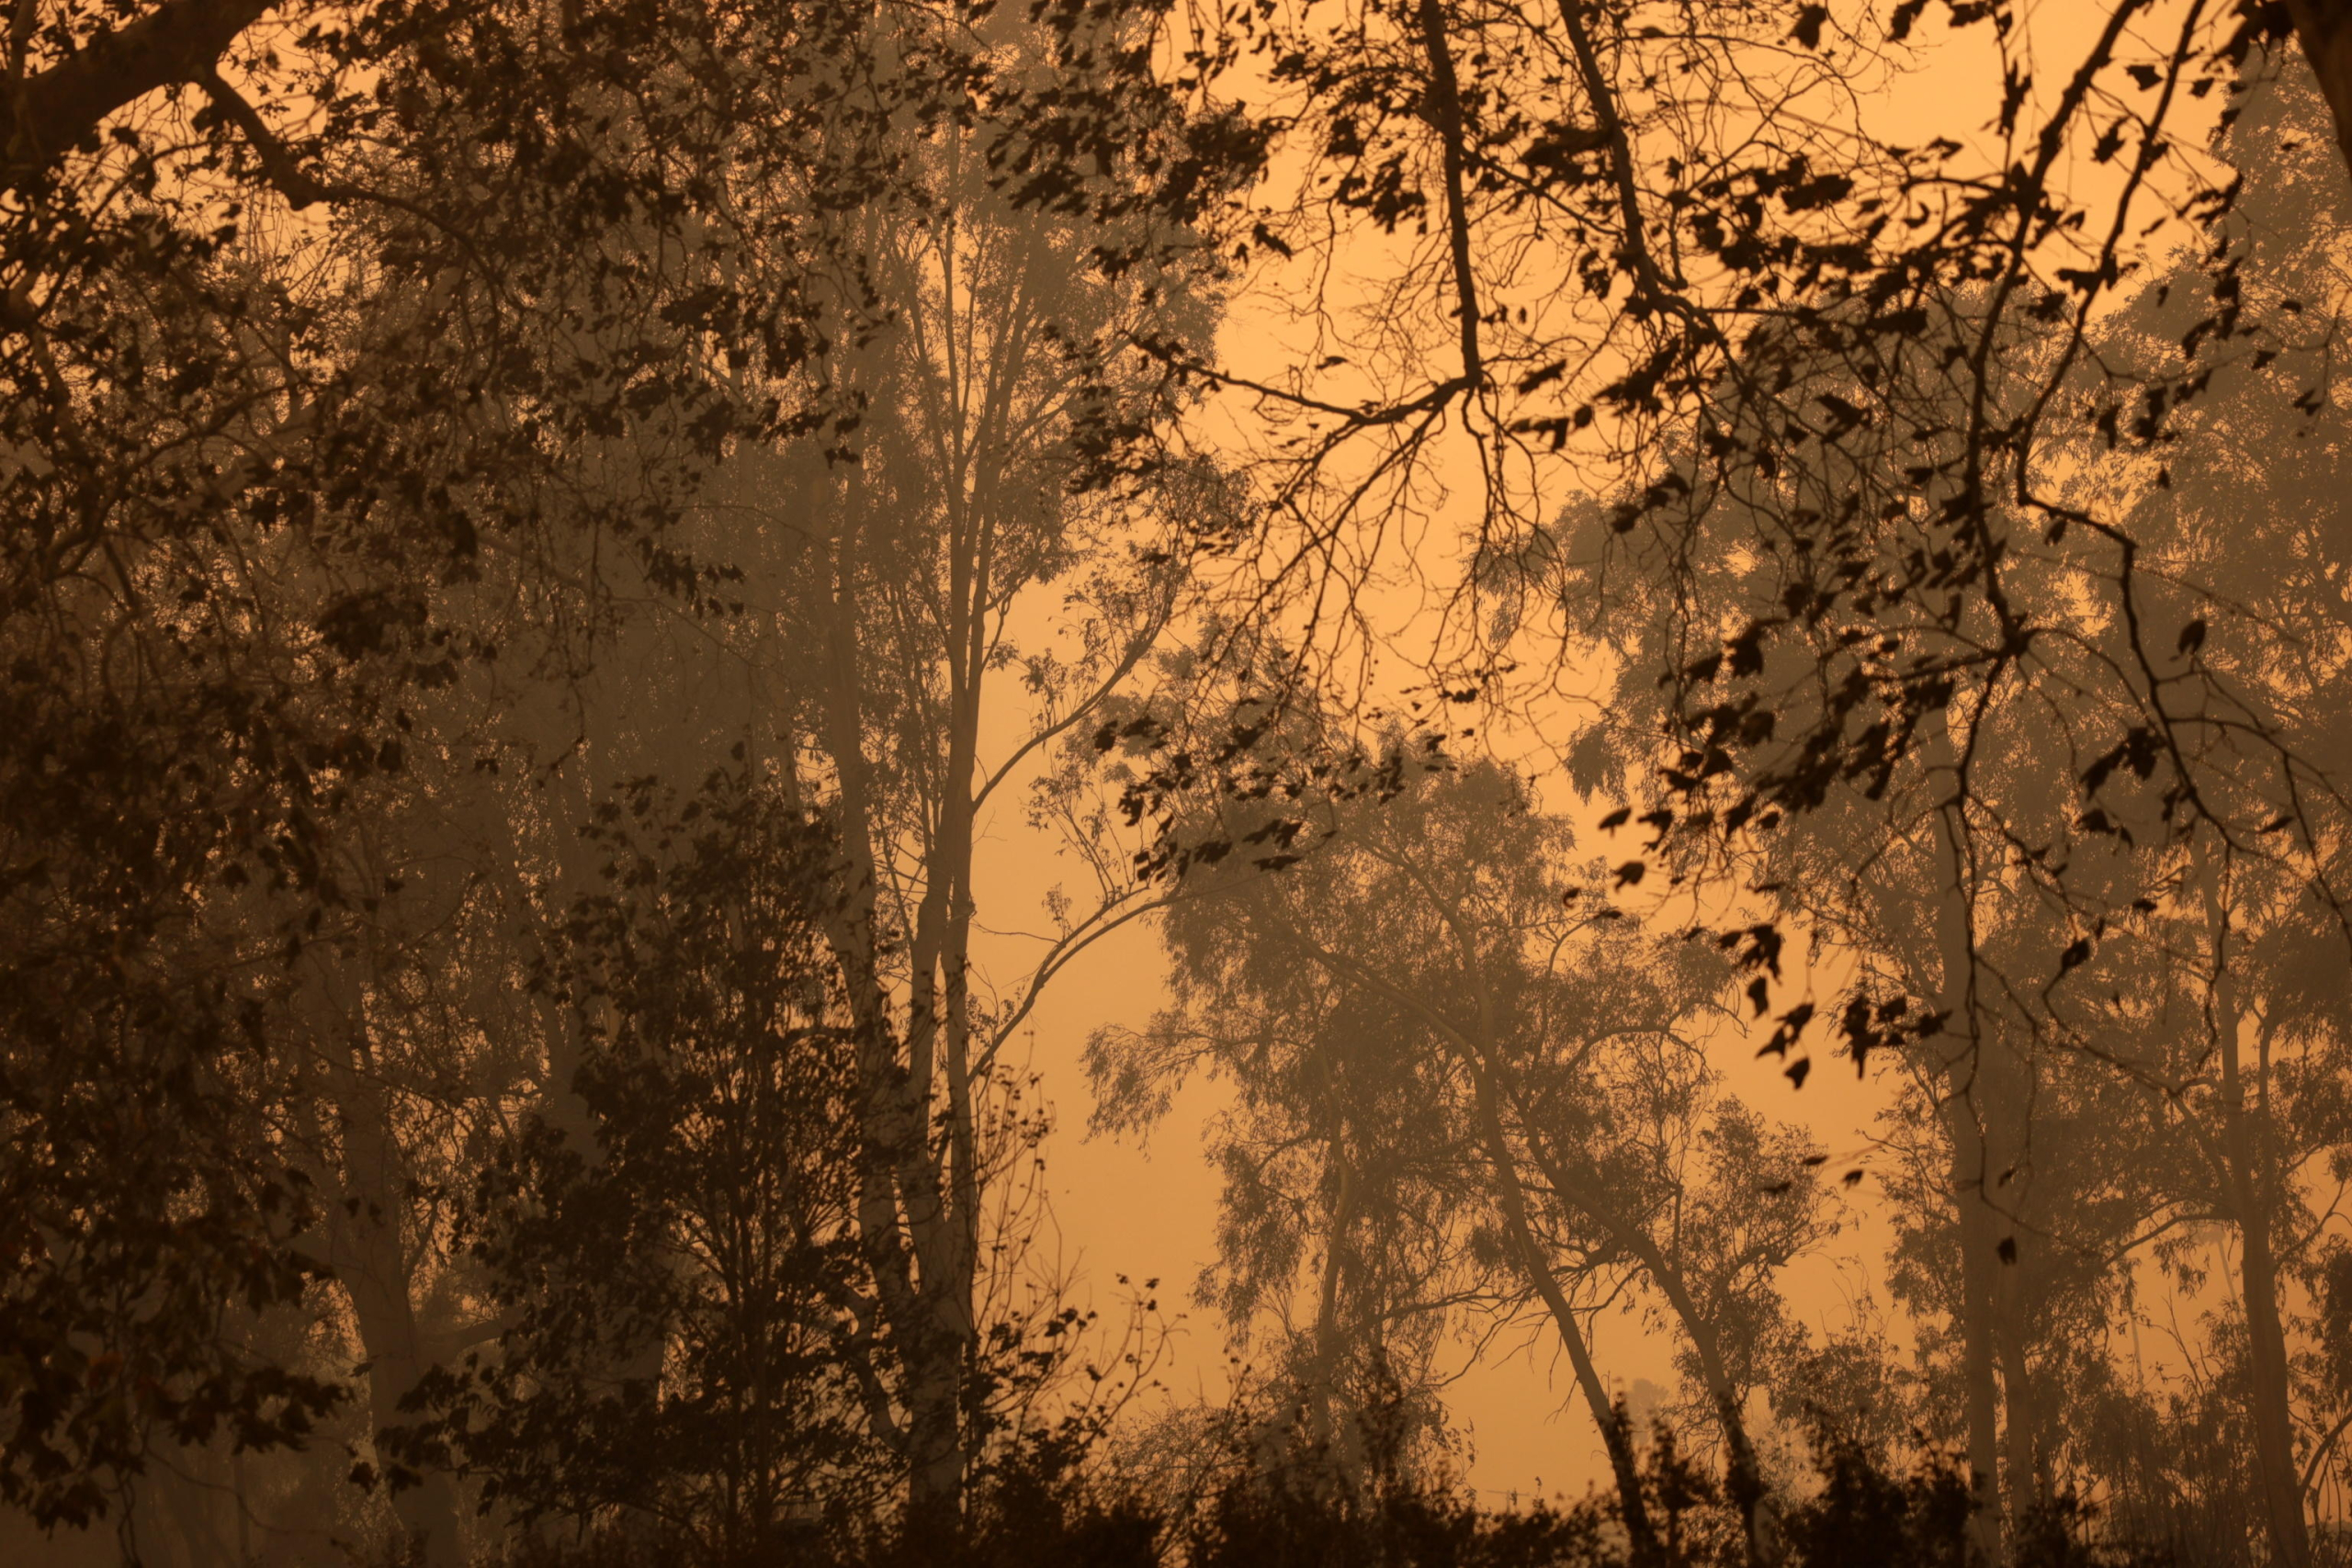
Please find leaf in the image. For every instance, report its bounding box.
[1815,391,1865,430]
[1790,5,1830,50]
[1785,1057,1812,1089]
[1997,1236,2018,1264]
[1250,220,1293,259]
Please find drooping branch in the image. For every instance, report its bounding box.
[198,68,327,207]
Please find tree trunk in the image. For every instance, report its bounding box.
[1470,1069,1664,1567]
[812,453,970,1535]
[2232,1166,2312,1568]
[1923,715,2006,1568]
[1286,888,1661,1557]
[1308,1099,1357,1472]
[1941,1091,2007,1568]
[1993,1252,2042,1529]
[1979,1025,2045,1530]
[1516,1123,1778,1566]
[0,0,277,190]
[1621,1232,1777,1568]
[2199,846,2312,1568]
[900,850,971,1530]
[335,1068,463,1568]
[2288,0,2352,181]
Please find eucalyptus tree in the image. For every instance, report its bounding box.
[1118,0,2352,1165]
[1531,333,2313,1561]
[1093,747,1836,1566]
[1083,46,2352,1548]
[2042,59,2352,1556]
[1505,54,2352,1567]
[1091,818,1486,1487]
[484,7,1248,1527]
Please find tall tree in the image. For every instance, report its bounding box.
[701,17,1229,1523]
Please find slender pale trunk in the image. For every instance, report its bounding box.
[1308,1109,1357,1478]
[900,865,968,1526]
[1941,1091,2005,1566]
[1521,1126,1776,1567]
[1618,1236,1774,1567]
[1984,1053,2045,1529]
[815,452,967,1529]
[926,447,997,1509]
[1971,1011,2043,1527]
[336,1064,462,1568]
[895,457,990,1523]
[2199,844,2312,1568]
[1992,1260,2041,1521]
[1469,1069,1662,1566]
[901,278,1013,1517]
[538,760,608,1152]
[1295,888,1657,1554]
[1923,716,2005,1567]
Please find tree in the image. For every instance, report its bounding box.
[1095,749,1837,1566]
[1512,51,2352,1564]
[44,0,2352,1561]
[0,0,925,1529]
[1125,0,2352,1136]
[383,764,889,1566]
[0,0,1242,1548]
[698,14,1228,1522]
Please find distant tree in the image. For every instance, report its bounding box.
[1094,747,1837,1567]
[380,764,887,1565]
[679,7,1233,1523]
